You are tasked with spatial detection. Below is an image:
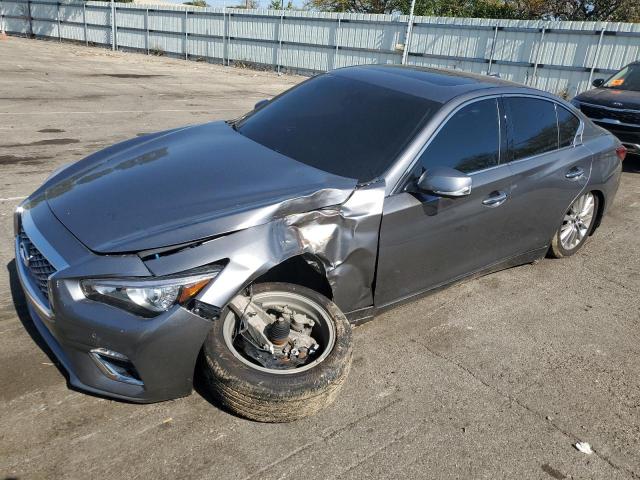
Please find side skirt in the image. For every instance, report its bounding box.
[345,247,548,326]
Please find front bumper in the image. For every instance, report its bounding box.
[15,200,214,403]
[590,120,640,155]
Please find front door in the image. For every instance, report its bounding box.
[375,98,517,306]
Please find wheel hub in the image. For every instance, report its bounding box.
[223,290,334,374]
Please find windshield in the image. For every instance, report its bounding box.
[236,73,443,182]
[603,64,640,91]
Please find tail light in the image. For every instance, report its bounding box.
[616,145,627,161]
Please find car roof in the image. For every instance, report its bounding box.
[332,64,530,103]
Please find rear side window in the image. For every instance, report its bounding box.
[556,105,580,147]
[505,97,558,161]
[418,98,500,174]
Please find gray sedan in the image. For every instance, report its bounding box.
[14,65,624,422]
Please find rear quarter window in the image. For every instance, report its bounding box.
[556,105,581,148]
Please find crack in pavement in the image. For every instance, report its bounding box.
[238,397,404,480]
[413,338,640,480]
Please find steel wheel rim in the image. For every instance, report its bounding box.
[222,291,336,374]
[560,192,595,250]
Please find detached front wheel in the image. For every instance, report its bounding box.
[201,282,352,422]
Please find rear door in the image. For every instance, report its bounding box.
[502,96,592,253]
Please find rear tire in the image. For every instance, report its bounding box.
[201,282,352,422]
[549,191,599,258]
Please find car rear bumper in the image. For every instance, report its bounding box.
[15,200,213,403]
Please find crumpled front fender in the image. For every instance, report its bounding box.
[143,181,386,315]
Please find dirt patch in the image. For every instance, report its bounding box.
[541,464,567,479]
[0,155,53,165]
[93,73,167,79]
[38,128,65,133]
[3,138,80,148]
[0,94,107,101]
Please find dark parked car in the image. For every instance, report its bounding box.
[572,61,640,155]
[15,66,624,422]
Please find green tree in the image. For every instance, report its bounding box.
[184,0,209,6]
[513,0,640,21]
[268,0,295,8]
[235,0,259,7]
[306,0,639,21]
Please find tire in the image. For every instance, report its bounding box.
[549,191,599,258]
[201,282,353,422]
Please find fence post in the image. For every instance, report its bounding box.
[276,9,284,73]
[27,0,33,38]
[221,8,226,65]
[333,15,340,71]
[487,25,498,74]
[83,1,88,46]
[184,10,188,60]
[145,7,149,54]
[110,0,115,51]
[586,23,608,91]
[56,1,61,41]
[225,9,230,66]
[401,0,416,65]
[530,25,546,86]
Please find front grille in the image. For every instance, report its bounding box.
[580,104,640,126]
[18,227,57,301]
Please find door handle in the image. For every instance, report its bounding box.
[482,191,508,207]
[565,166,585,180]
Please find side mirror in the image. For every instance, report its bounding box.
[254,99,270,110]
[416,167,472,197]
[592,78,605,88]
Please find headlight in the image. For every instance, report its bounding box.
[81,265,223,316]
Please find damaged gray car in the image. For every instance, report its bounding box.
[15,65,623,422]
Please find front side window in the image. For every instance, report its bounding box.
[504,97,559,161]
[556,105,581,148]
[603,64,640,91]
[418,98,500,174]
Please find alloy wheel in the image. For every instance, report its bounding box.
[560,192,595,250]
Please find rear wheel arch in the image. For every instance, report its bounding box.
[589,189,605,235]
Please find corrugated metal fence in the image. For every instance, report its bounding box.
[1,0,639,95]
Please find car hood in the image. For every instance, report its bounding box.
[44,122,357,253]
[575,87,640,110]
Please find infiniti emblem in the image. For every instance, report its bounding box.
[612,102,623,108]
[19,242,33,268]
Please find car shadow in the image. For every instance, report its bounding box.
[192,352,221,405]
[192,352,248,419]
[6,259,67,380]
[623,153,640,173]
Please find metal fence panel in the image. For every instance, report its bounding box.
[2,0,639,96]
